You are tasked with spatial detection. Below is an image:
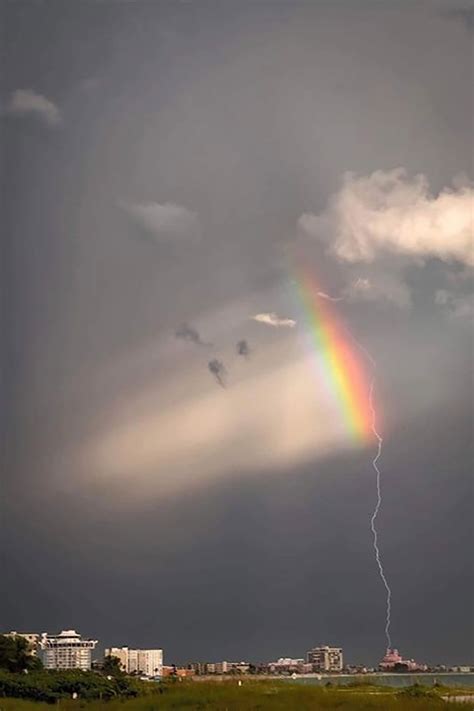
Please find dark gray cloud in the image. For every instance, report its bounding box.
[175,323,211,347]
[236,339,250,357]
[208,359,226,387]
[443,6,474,31]
[1,0,472,667]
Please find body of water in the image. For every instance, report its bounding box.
[285,673,474,688]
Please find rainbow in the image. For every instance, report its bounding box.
[294,269,374,443]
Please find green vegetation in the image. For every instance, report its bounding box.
[0,636,42,674]
[0,669,149,704]
[0,640,471,709]
[0,679,471,710]
[102,656,123,678]
[0,635,149,704]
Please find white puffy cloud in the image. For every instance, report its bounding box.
[6,89,62,126]
[299,168,474,266]
[252,312,296,327]
[120,201,199,241]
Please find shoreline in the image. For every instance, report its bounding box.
[193,672,474,683]
[195,672,474,678]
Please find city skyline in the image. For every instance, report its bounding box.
[2,0,472,666]
[4,629,472,674]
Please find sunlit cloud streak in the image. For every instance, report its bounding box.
[252,312,296,327]
[316,291,343,302]
[84,350,351,501]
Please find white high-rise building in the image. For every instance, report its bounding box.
[104,646,129,671]
[138,649,163,677]
[40,630,98,671]
[306,645,343,672]
[128,648,139,674]
[105,647,163,678]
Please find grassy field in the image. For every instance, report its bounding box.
[0,680,472,710]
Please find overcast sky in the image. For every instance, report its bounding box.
[1,0,473,666]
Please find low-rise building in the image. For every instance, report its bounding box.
[40,630,98,671]
[162,665,193,678]
[346,664,369,674]
[268,658,306,674]
[186,662,207,675]
[379,648,427,672]
[306,645,343,672]
[215,661,250,674]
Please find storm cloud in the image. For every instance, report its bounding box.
[208,359,226,387]
[2,0,472,667]
[236,339,250,357]
[175,323,211,347]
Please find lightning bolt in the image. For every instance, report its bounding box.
[368,378,392,648]
[315,288,394,649]
[357,342,393,649]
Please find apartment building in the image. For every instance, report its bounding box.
[104,646,163,678]
[306,645,343,672]
[104,646,129,671]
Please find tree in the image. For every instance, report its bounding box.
[102,655,123,677]
[0,635,42,673]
